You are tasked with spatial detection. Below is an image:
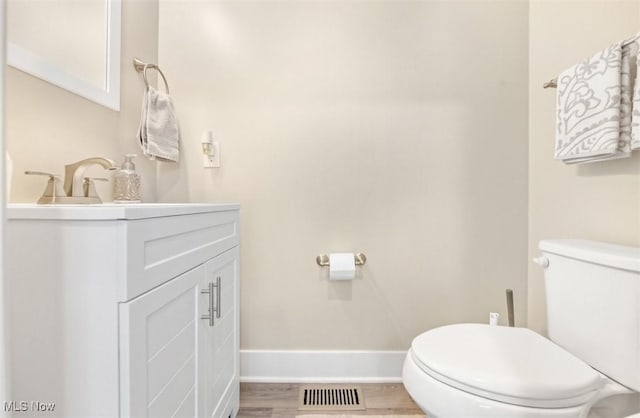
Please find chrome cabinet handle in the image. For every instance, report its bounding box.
[215,276,221,319]
[201,282,215,327]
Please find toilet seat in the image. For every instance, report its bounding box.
[410,324,603,408]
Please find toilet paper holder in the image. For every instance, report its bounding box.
[316,253,367,267]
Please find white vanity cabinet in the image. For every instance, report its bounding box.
[7,204,240,418]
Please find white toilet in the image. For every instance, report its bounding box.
[403,239,640,418]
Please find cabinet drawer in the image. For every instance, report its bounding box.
[122,210,239,301]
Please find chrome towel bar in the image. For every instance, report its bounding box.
[544,33,640,89]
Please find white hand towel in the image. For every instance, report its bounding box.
[138,87,180,162]
[555,42,627,164]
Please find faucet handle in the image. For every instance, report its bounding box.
[25,170,60,178]
[25,170,66,204]
[83,177,108,200]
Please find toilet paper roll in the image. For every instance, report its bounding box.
[329,253,355,280]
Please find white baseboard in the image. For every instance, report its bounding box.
[240,350,407,383]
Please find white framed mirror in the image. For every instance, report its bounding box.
[6,0,121,111]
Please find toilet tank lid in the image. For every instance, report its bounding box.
[539,239,640,273]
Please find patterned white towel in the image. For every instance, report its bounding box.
[555,42,627,164]
[618,39,639,156]
[630,38,640,150]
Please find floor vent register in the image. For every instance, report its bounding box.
[298,384,365,411]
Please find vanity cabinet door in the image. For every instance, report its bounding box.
[119,265,205,418]
[199,247,240,418]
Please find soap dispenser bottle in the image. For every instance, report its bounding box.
[113,154,141,203]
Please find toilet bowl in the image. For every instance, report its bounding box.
[403,324,632,418]
[402,239,640,418]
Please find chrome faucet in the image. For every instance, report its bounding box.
[25,157,118,204]
[64,157,117,198]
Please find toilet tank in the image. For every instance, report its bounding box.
[538,239,640,391]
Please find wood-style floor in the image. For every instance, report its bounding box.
[237,383,424,417]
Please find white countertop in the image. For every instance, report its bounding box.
[7,203,240,220]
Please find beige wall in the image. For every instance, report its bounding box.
[528,1,640,334]
[7,0,638,351]
[158,1,529,350]
[6,0,160,203]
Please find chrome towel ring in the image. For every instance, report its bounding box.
[133,57,170,94]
